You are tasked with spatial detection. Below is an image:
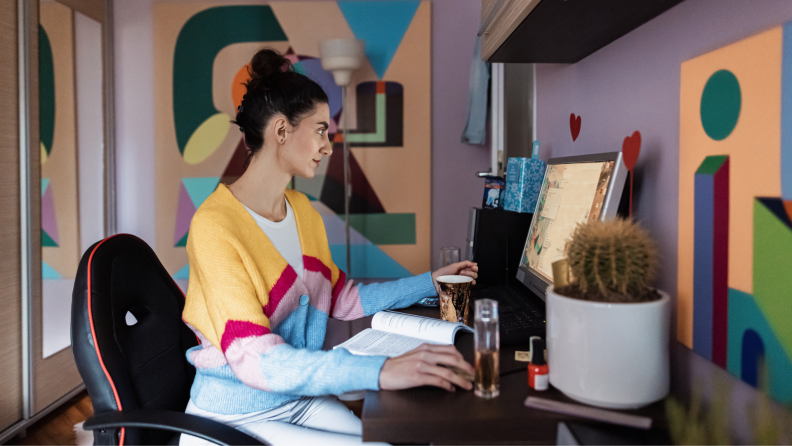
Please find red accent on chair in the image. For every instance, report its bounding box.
[87,234,127,445]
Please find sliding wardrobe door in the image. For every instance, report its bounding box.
[0,0,24,432]
[34,0,80,413]
[34,0,109,413]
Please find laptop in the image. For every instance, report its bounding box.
[472,152,628,345]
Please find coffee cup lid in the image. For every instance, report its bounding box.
[436,275,473,284]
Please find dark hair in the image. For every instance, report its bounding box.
[233,48,329,157]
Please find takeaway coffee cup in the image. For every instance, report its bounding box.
[437,275,473,325]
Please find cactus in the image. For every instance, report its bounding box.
[566,218,658,301]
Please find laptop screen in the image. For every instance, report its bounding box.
[516,152,627,298]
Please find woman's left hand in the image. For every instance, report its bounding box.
[431,261,478,295]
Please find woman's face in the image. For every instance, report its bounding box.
[280,102,332,179]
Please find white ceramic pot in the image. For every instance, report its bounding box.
[546,285,670,409]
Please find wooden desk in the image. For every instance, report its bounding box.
[360,306,669,445]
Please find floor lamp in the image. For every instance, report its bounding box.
[319,38,365,277]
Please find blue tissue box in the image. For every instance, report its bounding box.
[503,157,546,213]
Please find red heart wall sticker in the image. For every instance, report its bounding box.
[622,131,641,171]
[569,114,581,141]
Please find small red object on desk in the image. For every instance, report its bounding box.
[528,338,549,391]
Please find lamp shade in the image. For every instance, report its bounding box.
[319,38,365,86]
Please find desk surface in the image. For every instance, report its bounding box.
[360,306,669,445]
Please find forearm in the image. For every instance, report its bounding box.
[330,272,436,320]
[258,344,387,395]
[223,330,386,395]
[358,272,436,315]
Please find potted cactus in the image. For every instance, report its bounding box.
[546,219,670,409]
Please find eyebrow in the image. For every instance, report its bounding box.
[317,121,329,130]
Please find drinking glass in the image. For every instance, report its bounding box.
[474,299,500,399]
[417,247,463,308]
[440,247,461,267]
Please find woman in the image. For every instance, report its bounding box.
[180,49,477,446]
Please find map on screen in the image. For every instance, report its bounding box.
[520,161,615,282]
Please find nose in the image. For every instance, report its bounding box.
[322,138,333,156]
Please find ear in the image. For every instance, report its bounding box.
[273,116,288,145]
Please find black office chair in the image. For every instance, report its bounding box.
[71,234,263,445]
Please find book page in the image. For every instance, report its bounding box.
[372,311,471,344]
[334,329,442,357]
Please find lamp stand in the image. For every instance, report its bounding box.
[342,85,351,277]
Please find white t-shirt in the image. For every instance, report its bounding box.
[242,199,304,279]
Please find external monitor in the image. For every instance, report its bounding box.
[516,152,628,300]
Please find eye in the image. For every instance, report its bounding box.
[318,128,325,136]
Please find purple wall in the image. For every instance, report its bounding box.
[535,0,792,302]
[431,0,491,269]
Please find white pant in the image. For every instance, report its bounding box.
[179,396,389,446]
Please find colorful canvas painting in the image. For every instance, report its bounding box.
[154,1,431,281]
[679,25,792,404]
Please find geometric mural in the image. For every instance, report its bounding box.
[172,5,287,165]
[680,24,792,404]
[299,80,404,213]
[346,81,405,147]
[727,287,792,402]
[154,2,431,280]
[693,155,729,367]
[305,200,412,278]
[320,139,386,214]
[752,198,792,364]
[173,177,220,247]
[219,139,249,187]
[338,1,419,79]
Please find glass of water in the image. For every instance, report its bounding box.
[417,247,462,307]
[440,246,461,267]
[474,299,500,399]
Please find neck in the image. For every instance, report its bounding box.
[228,147,291,221]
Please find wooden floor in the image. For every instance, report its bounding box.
[4,391,363,445]
[8,391,93,446]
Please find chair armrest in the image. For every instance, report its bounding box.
[83,409,264,445]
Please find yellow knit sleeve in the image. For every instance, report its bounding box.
[183,209,271,352]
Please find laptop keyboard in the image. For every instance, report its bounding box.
[472,285,545,345]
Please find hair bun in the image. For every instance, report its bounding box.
[233,47,328,155]
[247,49,292,90]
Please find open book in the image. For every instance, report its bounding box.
[334,311,473,357]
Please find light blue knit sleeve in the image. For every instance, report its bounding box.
[357,272,437,316]
[259,344,387,395]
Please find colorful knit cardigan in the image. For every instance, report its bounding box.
[182,185,436,415]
